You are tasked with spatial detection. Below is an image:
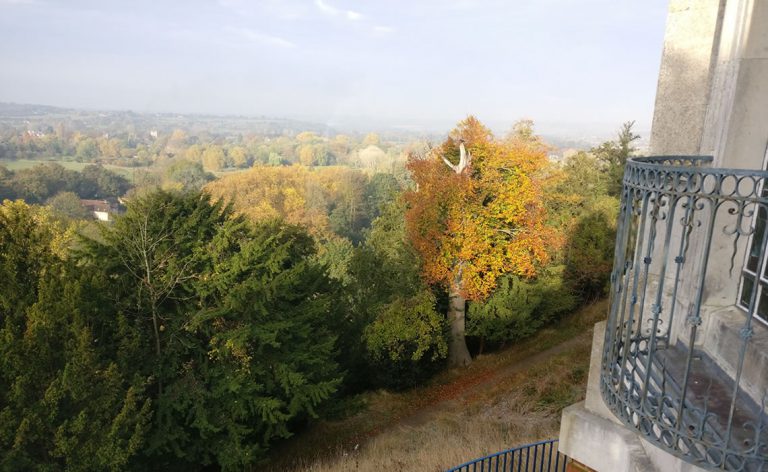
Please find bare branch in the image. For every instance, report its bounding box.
[441,155,458,172]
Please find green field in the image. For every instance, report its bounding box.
[0,159,139,180]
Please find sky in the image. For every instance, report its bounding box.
[0,0,669,137]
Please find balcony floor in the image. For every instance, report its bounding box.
[654,341,768,465]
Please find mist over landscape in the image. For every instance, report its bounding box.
[1,0,667,140]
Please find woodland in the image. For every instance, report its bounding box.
[0,114,638,470]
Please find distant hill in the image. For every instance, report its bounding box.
[0,102,339,138]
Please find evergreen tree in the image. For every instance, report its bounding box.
[0,201,149,471]
[81,190,341,469]
[592,121,640,197]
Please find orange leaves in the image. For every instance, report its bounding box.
[405,117,558,302]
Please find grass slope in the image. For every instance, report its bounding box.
[265,299,608,472]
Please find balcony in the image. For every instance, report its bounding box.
[601,156,768,470]
[445,439,568,472]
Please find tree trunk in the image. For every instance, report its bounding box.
[447,283,472,367]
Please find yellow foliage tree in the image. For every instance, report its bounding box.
[405,116,555,366]
[203,165,369,237]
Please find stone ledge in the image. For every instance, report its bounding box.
[583,320,620,423]
[559,402,657,472]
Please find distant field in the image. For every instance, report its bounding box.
[0,159,138,180]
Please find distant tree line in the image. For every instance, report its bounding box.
[0,163,131,203]
[0,124,406,173]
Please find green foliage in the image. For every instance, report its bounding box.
[592,121,639,197]
[363,291,447,389]
[79,165,132,197]
[75,138,99,161]
[0,163,131,203]
[561,152,606,197]
[0,201,150,471]
[0,114,635,469]
[564,196,619,300]
[163,159,214,191]
[341,200,447,389]
[365,291,446,363]
[315,235,355,285]
[467,267,577,349]
[0,191,346,470]
[365,173,400,218]
[188,219,341,468]
[46,191,91,220]
[80,190,340,470]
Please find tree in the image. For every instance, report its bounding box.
[344,199,444,389]
[362,132,381,147]
[228,146,249,168]
[184,144,204,163]
[467,268,576,352]
[47,191,91,220]
[0,201,149,470]
[86,191,231,401]
[592,121,640,197]
[80,164,131,198]
[81,191,341,468]
[405,116,554,366]
[363,290,447,389]
[202,146,226,171]
[75,138,99,161]
[183,219,341,468]
[165,129,188,155]
[163,160,214,191]
[506,119,542,146]
[563,196,618,299]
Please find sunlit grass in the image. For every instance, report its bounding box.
[264,299,608,471]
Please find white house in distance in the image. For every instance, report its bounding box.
[79,199,116,222]
[558,1,768,471]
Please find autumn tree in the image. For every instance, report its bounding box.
[202,146,226,171]
[362,132,381,147]
[405,116,553,366]
[228,145,249,168]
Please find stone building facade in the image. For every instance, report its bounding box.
[558,1,768,471]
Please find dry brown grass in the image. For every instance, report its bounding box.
[264,300,607,472]
[298,403,556,472]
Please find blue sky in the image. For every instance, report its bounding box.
[0,0,669,136]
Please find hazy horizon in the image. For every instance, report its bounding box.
[0,0,668,137]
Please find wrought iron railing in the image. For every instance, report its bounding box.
[602,156,768,470]
[445,439,567,472]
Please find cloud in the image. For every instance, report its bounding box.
[314,0,363,21]
[227,27,296,49]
